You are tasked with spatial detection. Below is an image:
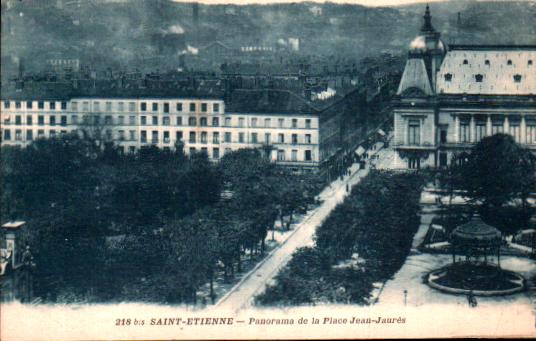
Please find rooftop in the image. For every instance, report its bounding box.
[225,89,320,115]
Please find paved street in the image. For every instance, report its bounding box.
[215,142,394,312]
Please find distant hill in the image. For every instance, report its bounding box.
[1,0,535,73]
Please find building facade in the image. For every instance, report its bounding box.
[1,90,337,170]
[393,6,536,169]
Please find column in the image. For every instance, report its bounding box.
[486,115,492,137]
[470,115,476,143]
[520,115,527,144]
[454,115,459,143]
[504,115,510,135]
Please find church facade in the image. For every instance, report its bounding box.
[392,6,536,169]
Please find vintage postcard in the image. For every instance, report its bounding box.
[1,0,536,339]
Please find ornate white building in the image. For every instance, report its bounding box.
[393,5,536,169]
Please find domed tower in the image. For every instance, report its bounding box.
[398,5,446,95]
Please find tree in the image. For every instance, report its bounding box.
[459,134,536,235]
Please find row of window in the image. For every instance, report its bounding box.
[1,129,314,145]
[2,100,222,114]
[461,59,532,66]
[444,73,524,83]
[3,101,68,110]
[2,114,315,129]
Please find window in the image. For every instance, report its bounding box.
[225,132,231,143]
[529,60,533,66]
[15,129,22,141]
[140,130,147,143]
[50,116,56,126]
[291,134,298,144]
[225,117,232,127]
[514,74,522,83]
[26,130,33,141]
[213,132,219,144]
[292,119,298,128]
[129,116,136,125]
[26,116,32,125]
[213,148,220,159]
[61,116,67,126]
[3,129,11,140]
[201,132,208,143]
[475,74,484,82]
[118,102,124,112]
[224,148,232,155]
[37,129,44,138]
[50,130,56,138]
[117,116,125,125]
[15,115,21,125]
[251,132,258,144]
[408,157,420,169]
[50,102,56,110]
[151,131,158,144]
[129,102,136,112]
[201,103,207,112]
[278,118,284,128]
[82,101,89,111]
[189,103,196,112]
[408,119,420,145]
[459,122,470,143]
[106,102,112,112]
[189,147,196,154]
[277,150,285,161]
[26,101,33,109]
[176,131,183,141]
[305,119,311,129]
[15,101,21,109]
[141,102,147,111]
[189,117,196,126]
[94,101,100,111]
[141,116,147,125]
[475,123,486,141]
[305,134,311,144]
[213,103,220,113]
[129,130,136,141]
[176,103,183,112]
[152,116,158,125]
[72,115,78,124]
[444,73,453,82]
[163,117,170,126]
[189,132,196,143]
[252,118,258,127]
[265,118,271,127]
[239,132,245,143]
[200,117,207,126]
[152,103,158,112]
[463,59,468,65]
[118,130,125,141]
[38,115,45,125]
[492,122,504,135]
[507,59,512,65]
[129,146,136,154]
[526,125,536,144]
[105,115,113,125]
[163,131,170,143]
[239,118,245,127]
[264,133,271,144]
[212,117,219,127]
[485,60,490,66]
[163,102,169,113]
[305,150,312,161]
[278,133,285,143]
[201,147,208,155]
[38,101,44,109]
[4,101,10,109]
[291,150,298,161]
[509,123,521,143]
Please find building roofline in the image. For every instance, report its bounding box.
[448,44,536,51]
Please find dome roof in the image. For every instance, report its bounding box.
[451,215,501,244]
[409,35,446,54]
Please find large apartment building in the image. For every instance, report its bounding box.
[1,89,346,171]
[392,6,536,169]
